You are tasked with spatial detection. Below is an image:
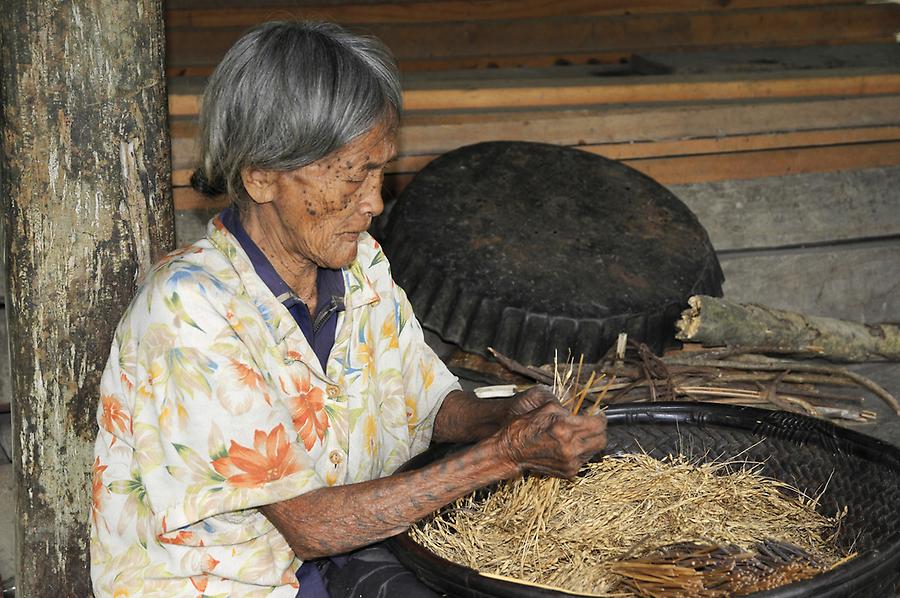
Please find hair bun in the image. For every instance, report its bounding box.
[190,169,226,197]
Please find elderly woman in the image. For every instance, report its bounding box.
[90,21,607,598]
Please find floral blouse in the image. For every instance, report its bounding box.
[90,218,460,597]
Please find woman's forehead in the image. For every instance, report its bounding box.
[333,123,397,166]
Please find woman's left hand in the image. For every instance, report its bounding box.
[507,384,567,420]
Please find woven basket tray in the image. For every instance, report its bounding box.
[387,403,900,598]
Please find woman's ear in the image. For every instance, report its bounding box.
[240,168,279,205]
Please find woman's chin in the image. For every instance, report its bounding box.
[325,242,359,269]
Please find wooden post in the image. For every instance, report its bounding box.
[0,1,174,594]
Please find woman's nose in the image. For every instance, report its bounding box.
[361,172,385,217]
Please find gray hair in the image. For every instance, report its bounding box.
[193,21,402,206]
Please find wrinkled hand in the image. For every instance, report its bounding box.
[506,384,567,420]
[496,402,607,479]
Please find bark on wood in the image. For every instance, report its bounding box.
[0,1,174,595]
[676,295,900,362]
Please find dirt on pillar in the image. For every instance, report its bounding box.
[0,1,174,594]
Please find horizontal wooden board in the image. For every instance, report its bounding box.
[176,41,900,76]
[395,96,900,155]
[672,166,900,251]
[641,43,900,75]
[166,4,900,70]
[167,67,900,116]
[166,50,638,77]
[626,140,900,184]
[166,0,863,27]
[400,68,900,111]
[720,241,900,323]
[170,95,900,161]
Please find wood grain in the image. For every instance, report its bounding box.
[167,67,900,115]
[166,0,862,27]
[165,4,900,70]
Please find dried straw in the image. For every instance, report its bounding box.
[409,454,846,597]
[410,358,847,597]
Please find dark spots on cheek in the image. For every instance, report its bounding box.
[305,199,318,216]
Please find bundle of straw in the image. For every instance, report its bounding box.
[410,454,845,596]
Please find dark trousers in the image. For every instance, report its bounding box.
[299,543,441,598]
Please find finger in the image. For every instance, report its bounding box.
[539,401,568,417]
[532,385,561,402]
[578,436,606,454]
[566,415,608,435]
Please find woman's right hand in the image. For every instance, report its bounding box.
[494,402,607,478]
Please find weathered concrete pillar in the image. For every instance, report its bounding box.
[0,1,174,594]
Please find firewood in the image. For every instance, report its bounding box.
[676,295,900,362]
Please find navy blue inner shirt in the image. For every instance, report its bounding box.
[220,207,345,372]
[220,207,348,597]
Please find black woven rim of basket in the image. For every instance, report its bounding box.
[379,141,724,365]
[387,403,900,598]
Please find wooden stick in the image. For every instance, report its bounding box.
[487,347,553,385]
[676,295,900,362]
[662,355,900,414]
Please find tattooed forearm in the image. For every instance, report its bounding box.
[261,388,607,560]
[260,436,518,559]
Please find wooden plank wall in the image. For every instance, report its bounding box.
[166,0,900,323]
[165,0,900,74]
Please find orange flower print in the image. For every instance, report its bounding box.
[91,457,108,525]
[282,374,329,451]
[100,394,131,440]
[203,554,220,572]
[230,359,264,390]
[190,574,208,592]
[158,530,196,545]
[212,424,301,488]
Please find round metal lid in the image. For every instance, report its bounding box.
[382,141,723,365]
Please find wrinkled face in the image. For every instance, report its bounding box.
[262,121,397,269]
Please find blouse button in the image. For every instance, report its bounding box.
[329,450,344,465]
[326,384,340,398]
